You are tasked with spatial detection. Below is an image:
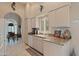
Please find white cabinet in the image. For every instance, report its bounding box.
[31,18,36,28]
[48,5,70,33]
[27,18,36,33]
[28,35,42,53]
[55,6,70,27]
[43,40,71,56]
[43,40,61,56]
[48,11,55,32]
[27,19,32,33]
[33,36,43,53]
[33,36,38,50]
[28,35,71,55]
[36,37,43,53]
[28,35,33,47]
[28,35,30,45]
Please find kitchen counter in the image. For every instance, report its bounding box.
[28,34,71,55]
[28,34,71,46]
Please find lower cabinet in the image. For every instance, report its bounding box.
[28,35,33,47]
[36,37,43,53]
[43,40,71,56]
[43,40,62,56]
[33,36,38,50]
[32,36,43,53]
[28,35,71,56]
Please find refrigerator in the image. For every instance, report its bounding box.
[71,19,79,55]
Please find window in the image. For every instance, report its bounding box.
[45,16,49,31]
[38,15,49,34]
[8,23,14,32]
[40,17,44,31]
[8,23,17,34]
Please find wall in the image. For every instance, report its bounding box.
[25,2,71,18]
[4,12,21,25]
[0,3,26,43]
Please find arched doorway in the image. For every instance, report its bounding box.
[4,12,22,55]
[4,12,22,43]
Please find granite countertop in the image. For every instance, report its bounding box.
[28,34,71,46]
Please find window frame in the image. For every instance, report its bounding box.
[37,15,49,34]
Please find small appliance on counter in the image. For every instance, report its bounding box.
[53,29,61,38]
[31,28,39,34]
[62,29,71,39]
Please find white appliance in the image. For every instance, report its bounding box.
[71,19,79,55]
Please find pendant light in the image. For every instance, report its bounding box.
[11,2,16,11]
[40,5,43,12]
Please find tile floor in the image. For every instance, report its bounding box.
[0,38,31,56]
[0,38,42,56]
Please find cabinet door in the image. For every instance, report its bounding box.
[48,11,55,32]
[43,40,62,56]
[28,35,30,46]
[31,18,36,28]
[27,19,32,33]
[55,6,70,27]
[28,35,33,47]
[32,36,43,53]
[30,36,33,47]
[33,36,38,50]
[37,38,43,53]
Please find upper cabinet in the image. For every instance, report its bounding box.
[27,3,71,33]
[27,17,37,33]
[55,5,70,27]
[48,5,70,33]
[48,11,55,32]
[45,2,71,13]
[31,17,36,28]
[27,19,32,33]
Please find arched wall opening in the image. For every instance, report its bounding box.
[4,12,22,39]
